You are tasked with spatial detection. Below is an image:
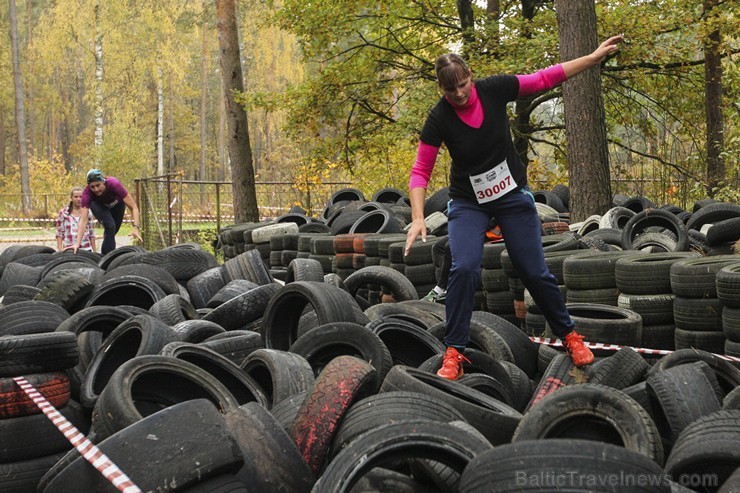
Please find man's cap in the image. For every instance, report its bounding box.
[86,169,105,184]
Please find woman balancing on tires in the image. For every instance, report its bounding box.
[405,35,624,380]
[72,169,143,255]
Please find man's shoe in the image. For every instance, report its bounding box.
[436,347,471,380]
[423,289,446,303]
[564,331,594,367]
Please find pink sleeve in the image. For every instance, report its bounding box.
[409,141,439,190]
[516,64,567,97]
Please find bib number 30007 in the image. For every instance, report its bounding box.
[469,161,517,204]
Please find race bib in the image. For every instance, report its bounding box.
[469,161,517,204]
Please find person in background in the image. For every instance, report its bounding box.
[405,35,624,380]
[72,169,142,254]
[56,187,96,252]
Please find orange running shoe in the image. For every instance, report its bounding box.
[436,347,471,380]
[564,331,594,367]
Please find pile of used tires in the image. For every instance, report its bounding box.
[0,186,737,492]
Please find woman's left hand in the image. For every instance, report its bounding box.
[130,227,143,243]
[592,35,624,63]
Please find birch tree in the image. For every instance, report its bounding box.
[9,0,31,212]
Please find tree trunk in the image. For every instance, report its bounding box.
[93,0,103,164]
[26,0,34,157]
[555,0,612,221]
[456,0,475,54]
[0,109,6,175]
[216,0,258,223]
[513,0,537,169]
[168,76,175,174]
[76,46,86,137]
[9,0,31,212]
[218,81,226,182]
[157,67,164,176]
[703,0,724,196]
[485,0,500,54]
[200,4,208,203]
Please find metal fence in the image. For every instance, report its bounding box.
[135,175,351,250]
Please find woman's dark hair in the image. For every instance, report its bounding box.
[435,53,471,91]
[67,186,84,214]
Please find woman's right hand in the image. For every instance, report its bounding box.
[404,219,427,256]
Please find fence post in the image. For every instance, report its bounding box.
[178,174,183,244]
[44,195,48,219]
[166,174,173,246]
[216,183,221,232]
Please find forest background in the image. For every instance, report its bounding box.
[0,0,738,222]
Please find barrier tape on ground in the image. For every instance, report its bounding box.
[12,376,142,493]
[529,336,740,363]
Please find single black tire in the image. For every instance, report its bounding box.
[262,281,369,351]
[0,300,70,336]
[314,421,491,493]
[514,383,663,464]
[0,400,89,462]
[202,330,265,365]
[80,314,179,409]
[621,208,689,251]
[171,319,225,342]
[366,317,445,367]
[615,252,701,295]
[588,347,650,390]
[343,265,419,302]
[103,263,182,296]
[85,274,167,309]
[41,399,243,493]
[717,262,740,309]
[553,303,643,347]
[664,410,740,493]
[0,284,41,305]
[618,293,676,326]
[34,270,95,313]
[380,365,522,446]
[331,391,465,459]
[97,245,147,270]
[186,266,228,309]
[646,361,722,450]
[119,248,219,282]
[685,202,740,232]
[225,402,315,493]
[159,341,268,407]
[0,263,42,296]
[670,255,740,298]
[289,321,393,383]
[286,258,325,283]
[648,348,740,395]
[90,355,240,440]
[0,332,79,377]
[240,348,315,409]
[203,283,281,331]
[205,279,260,309]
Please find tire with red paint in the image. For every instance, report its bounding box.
[0,372,70,418]
[289,355,378,475]
[525,353,584,411]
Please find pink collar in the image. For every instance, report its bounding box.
[445,84,483,129]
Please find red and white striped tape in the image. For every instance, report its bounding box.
[12,376,142,493]
[530,336,740,363]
